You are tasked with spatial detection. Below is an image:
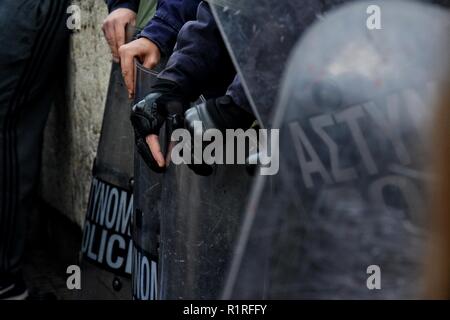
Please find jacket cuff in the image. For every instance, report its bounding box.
[108,1,139,14]
[138,16,179,57]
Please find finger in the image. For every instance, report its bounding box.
[103,22,119,62]
[120,47,135,99]
[146,135,165,167]
[115,22,126,55]
[165,141,177,168]
[143,53,159,70]
[105,27,119,63]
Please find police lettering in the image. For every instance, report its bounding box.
[289,86,433,189]
[81,178,133,275]
[132,245,158,300]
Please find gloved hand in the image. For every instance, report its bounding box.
[130,79,187,173]
[184,95,256,176]
[185,95,255,132]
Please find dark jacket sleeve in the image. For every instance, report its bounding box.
[106,0,140,13]
[226,75,252,114]
[139,0,201,57]
[158,2,236,102]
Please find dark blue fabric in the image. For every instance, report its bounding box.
[158,2,243,105]
[226,75,252,114]
[139,0,201,56]
[107,0,201,56]
[107,0,140,13]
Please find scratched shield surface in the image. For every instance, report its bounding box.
[223,0,450,299]
[79,25,138,299]
[131,62,254,300]
[158,148,253,299]
[79,61,134,300]
[209,0,358,127]
[209,0,450,127]
[132,62,166,300]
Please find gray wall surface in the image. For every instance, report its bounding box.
[41,0,111,227]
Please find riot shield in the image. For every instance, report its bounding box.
[222,0,450,299]
[209,0,352,126]
[80,25,170,300]
[151,0,330,300]
[144,89,254,299]
[158,162,253,299]
[209,0,449,126]
[132,75,253,300]
[131,62,166,300]
[132,54,244,300]
[79,26,137,299]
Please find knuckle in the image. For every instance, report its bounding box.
[118,45,130,56]
[102,19,111,28]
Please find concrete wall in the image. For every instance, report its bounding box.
[41,0,111,227]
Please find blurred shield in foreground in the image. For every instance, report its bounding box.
[223,0,450,299]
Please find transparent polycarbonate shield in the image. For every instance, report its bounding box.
[132,64,253,300]
[94,63,134,189]
[132,62,166,300]
[209,0,352,126]
[79,26,137,300]
[158,163,253,299]
[224,0,450,299]
[95,25,138,189]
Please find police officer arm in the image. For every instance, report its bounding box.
[119,0,202,99]
[103,0,139,63]
[132,4,255,172]
[142,2,242,169]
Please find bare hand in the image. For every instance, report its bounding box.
[102,8,136,63]
[119,37,161,99]
[146,134,166,168]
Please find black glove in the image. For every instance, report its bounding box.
[130,79,187,173]
[184,95,256,176]
[185,95,255,132]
